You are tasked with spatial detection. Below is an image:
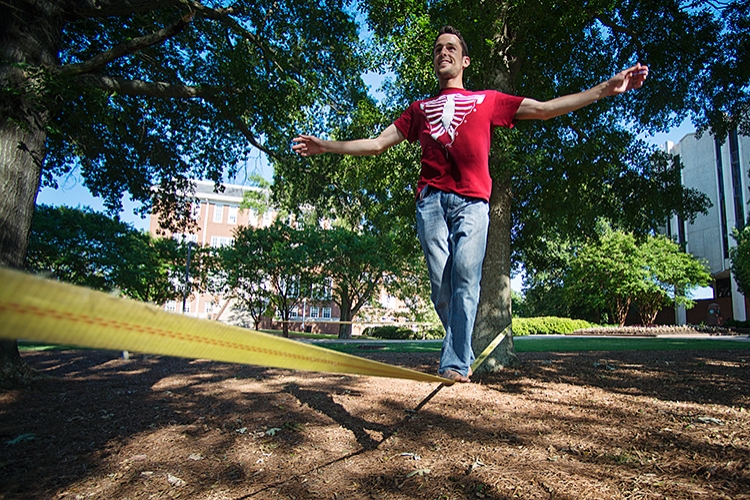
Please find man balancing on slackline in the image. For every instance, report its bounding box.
[292,26,648,383]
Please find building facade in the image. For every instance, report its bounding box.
[662,129,750,323]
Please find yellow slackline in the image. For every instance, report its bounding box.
[0,268,453,385]
[471,324,510,374]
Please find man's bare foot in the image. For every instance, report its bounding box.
[439,369,471,383]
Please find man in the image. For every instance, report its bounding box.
[293,26,648,383]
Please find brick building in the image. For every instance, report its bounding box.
[149,180,343,334]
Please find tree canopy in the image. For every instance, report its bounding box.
[25,204,188,304]
[730,225,750,297]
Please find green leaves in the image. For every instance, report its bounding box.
[14,0,369,230]
[220,221,322,337]
[730,226,750,296]
[564,227,711,325]
[24,205,191,304]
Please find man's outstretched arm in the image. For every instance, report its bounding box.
[292,124,406,157]
[514,63,649,121]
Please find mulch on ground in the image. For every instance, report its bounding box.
[1,347,749,499]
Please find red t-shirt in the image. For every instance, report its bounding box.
[394,88,524,201]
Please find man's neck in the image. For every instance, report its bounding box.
[438,76,464,90]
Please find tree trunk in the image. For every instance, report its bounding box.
[338,296,352,339]
[0,1,62,387]
[472,173,520,373]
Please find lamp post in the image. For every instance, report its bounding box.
[182,241,195,314]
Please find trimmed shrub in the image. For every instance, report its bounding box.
[362,326,415,340]
[363,325,445,340]
[512,317,594,336]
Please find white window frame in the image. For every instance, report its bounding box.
[309,306,319,318]
[227,205,238,224]
[213,204,225,223]
[322,307,332,319]
[210,236,234,248]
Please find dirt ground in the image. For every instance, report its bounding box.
[1,345,749,500]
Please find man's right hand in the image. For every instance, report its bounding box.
[292,135,326,157]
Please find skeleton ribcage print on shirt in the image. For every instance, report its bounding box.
[420,93,486,147]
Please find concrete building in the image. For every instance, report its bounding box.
[663,128,750,324]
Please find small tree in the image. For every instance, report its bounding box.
[636,235,711,324]
[228,221,320,337]
[566,230,644,326]
[216,242,273,331]
[730,226,750,296]
[317,227,400,339]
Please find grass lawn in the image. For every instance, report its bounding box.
[311,335,750,354]
[18,334,750,356]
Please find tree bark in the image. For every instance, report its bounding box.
[0,0,63,386]
[338,295,353,339]
[472,173,521,373]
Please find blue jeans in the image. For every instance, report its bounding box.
[416,186,489,377]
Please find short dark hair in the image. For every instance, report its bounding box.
[435,26,469,58]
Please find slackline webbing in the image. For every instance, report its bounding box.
[0,268,454,385]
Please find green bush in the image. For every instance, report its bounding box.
[724,318,750,328]
[512,317,593,336]
[363,325,445,340]
[362,325,415,339]
[417,326,445,340]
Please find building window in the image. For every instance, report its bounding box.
[322,307,332,319]
[289,307,299,318]
[716,278,732,298]
[228,205,238,224]
[173,233,198,244]
[286,276,300,298]
[213,204,225,223]
[210,236,234,247]
[165,301,176,312]
[309,307,319,318]
[729,129,744,230]
[715,137,730,258]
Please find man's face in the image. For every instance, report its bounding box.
[433,33,470,82]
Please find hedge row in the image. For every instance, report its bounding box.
[362,325,444,340]
[511,317,594,336]
[363,317,594,339]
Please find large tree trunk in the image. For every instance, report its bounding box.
[472,173,520,373]
[0,1,62,387]
[338,296,353,339]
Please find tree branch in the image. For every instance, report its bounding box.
[178,0,303,82]
[69,0,177,18]
[58,12,195,77]
[76,74,228,98]
[205,97,280,160]
[591,11,646,61]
